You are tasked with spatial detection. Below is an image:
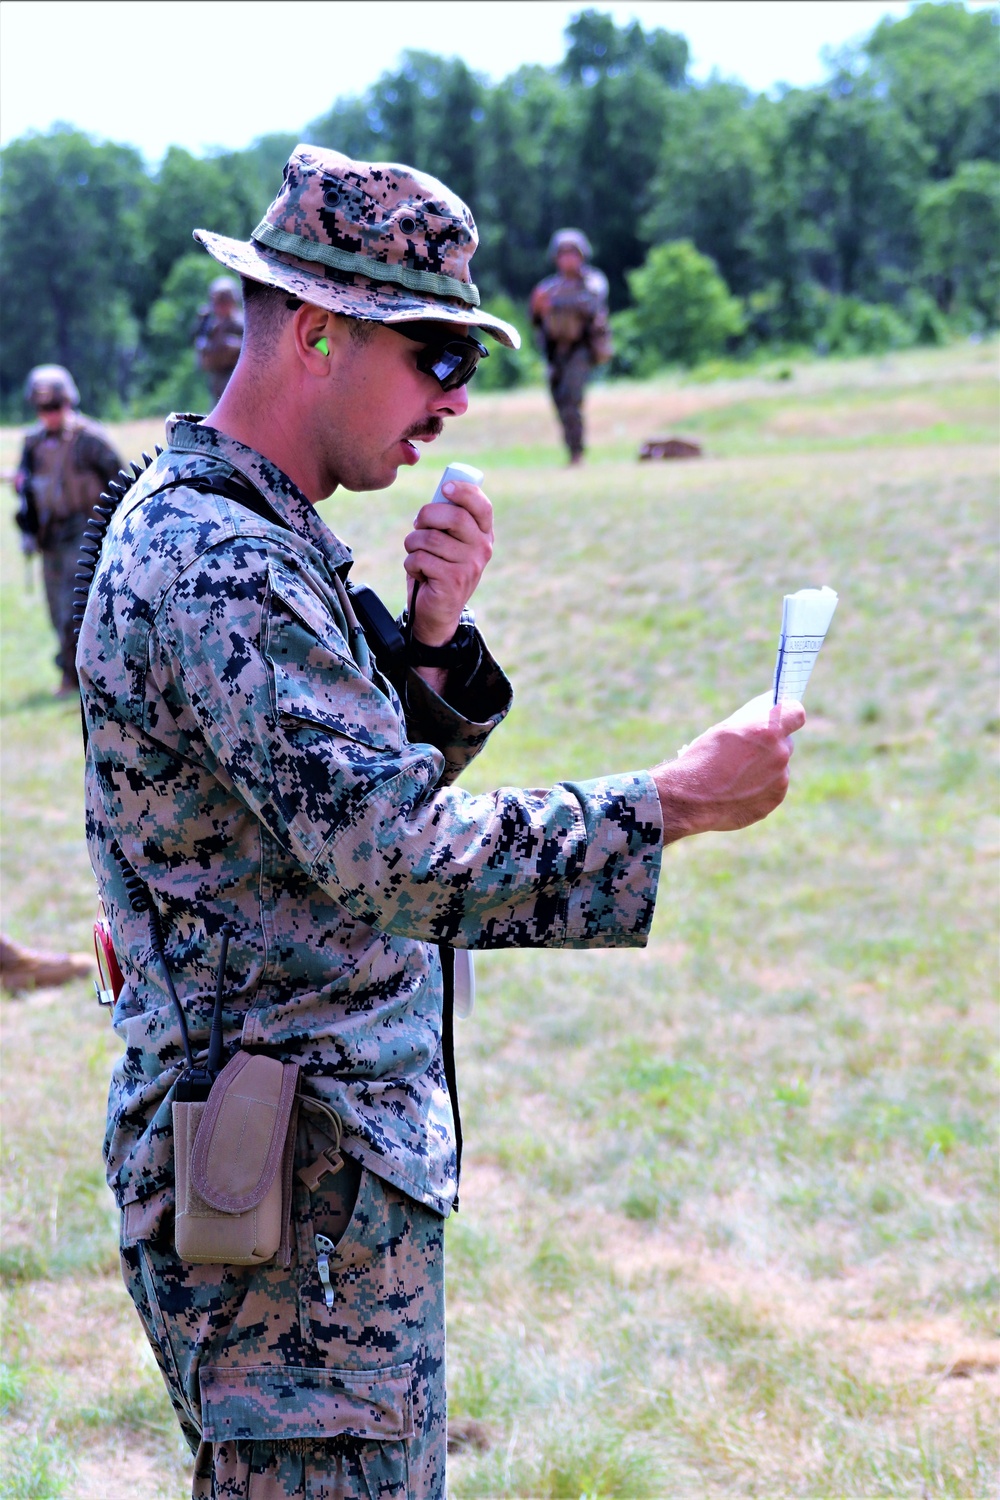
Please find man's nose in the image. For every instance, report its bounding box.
[434,382,470,419]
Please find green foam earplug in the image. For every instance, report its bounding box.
[316,337,329,356]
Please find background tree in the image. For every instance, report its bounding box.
[308,52,487,210]
[136,147,259,318]
[864,1,1000,178]
[614,240,746,371]
[560,7,687,87]
[918,159,1000,321]
[0,128,148,416]
[307,16,688,308]
[642,83,764,299]
[556,61,680,307]
[135,253,224,415]
[756,84,926,302]
[475,65,584,298]
[1,6,997,416]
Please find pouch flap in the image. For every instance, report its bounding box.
[190,1051,300,1214]
[199,1361,414,1443]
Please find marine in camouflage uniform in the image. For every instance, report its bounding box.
[193,276,245,400]
[530,229,612,465]
[15,365,121,694]
[78,145,803,1497]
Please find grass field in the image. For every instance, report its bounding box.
[1,342,997,1498]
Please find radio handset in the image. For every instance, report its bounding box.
[429,462,484,505]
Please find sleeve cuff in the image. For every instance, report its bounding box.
[558,770,664,946]
[404,630,513,783]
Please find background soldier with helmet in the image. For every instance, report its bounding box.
[14,365,122,696]
[192,275,244,400]
[530,229,613,465]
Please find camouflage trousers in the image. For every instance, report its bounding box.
[41,514,88,685]
[548,344,593,459]
[121,1116,446,1498]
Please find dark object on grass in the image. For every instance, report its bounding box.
[0,934,92,995]
[639,437,703,460]
[447,1416,493,1452]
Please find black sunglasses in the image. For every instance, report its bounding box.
[36,401,66,414]
[392,322,489,391]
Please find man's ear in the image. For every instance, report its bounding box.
[292,304,336,372]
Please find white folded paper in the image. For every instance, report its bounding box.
[772,586,838,703]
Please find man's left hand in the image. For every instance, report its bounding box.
[404,479,494,646]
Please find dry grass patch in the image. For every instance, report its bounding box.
[2,1272,189,1497]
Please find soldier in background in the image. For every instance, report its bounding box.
[530,229,613,465]
[14,366,122,696]
[192,275,244,400]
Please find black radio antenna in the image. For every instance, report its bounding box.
[109,840,193,1072]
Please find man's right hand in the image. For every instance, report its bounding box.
[652,694,806,844]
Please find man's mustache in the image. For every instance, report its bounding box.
[402,417,444,442]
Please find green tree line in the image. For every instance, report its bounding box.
[0,3,996,417]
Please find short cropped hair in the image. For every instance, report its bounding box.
[240,277,376,357]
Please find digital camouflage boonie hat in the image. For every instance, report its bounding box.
[194,144,520,349]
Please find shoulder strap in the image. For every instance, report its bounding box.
[138,469,294,533]
[76,464,291,749]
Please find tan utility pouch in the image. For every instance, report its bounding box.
[173,1050,301,1267]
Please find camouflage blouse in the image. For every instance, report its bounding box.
[77,418,663,1237]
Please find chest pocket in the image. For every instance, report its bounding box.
[265,562,402,755]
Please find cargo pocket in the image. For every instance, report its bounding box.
[200,1362,412,1497]
[355,1439,410,1500]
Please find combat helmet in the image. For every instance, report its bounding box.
[24,364,79,408]
[209,276,239,301]
[548,228,592,261]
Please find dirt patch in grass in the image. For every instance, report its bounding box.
[73,1446,184,1500]
[2,1273,191,1496]
[5,1276,131,1374]
[859,1318,1000,1381]
[596,1215,1000,1385]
